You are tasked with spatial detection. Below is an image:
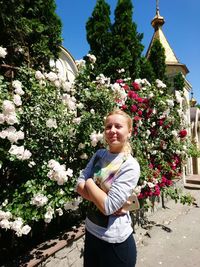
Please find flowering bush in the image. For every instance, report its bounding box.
[0,48,194,240]
[112,78,192,204]
[0,49,115,237]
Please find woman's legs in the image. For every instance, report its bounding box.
[84,231,137,267]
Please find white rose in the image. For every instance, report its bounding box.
[11,218,23,232]
[3,100,15,115]
[31,194,48,207]
[5,114,19,125]
[78,143,85,149]
[0,219,10,229]
[56,208,63,216]
[0,130,8,139]
[13,94,22,106]
[0,46,7,58]
[62,81,72,92]
[35,70,45,80]
[45,71,57,82]
[12,80,22,91]
[80,153,88,160]
[21,225,31,235]
[7,132,18,143]
[21,149,32,160]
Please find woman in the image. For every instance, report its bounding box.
[76,109,140,267]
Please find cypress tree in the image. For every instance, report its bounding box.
[0,0,62,71]
[86,0,144,82]
[148,39,166,81]
[86,0,112,76]
[108,0,144,81]
[140,56,156,83]
[173,72,185,91]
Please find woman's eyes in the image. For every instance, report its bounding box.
[105,124,122,130]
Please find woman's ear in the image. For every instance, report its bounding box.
[128,128,132,138]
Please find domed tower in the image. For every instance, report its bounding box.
[146,0,190,80]
[147,1,196,179]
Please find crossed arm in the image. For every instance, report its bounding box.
[77,178,107,214]
[77,179,131,216]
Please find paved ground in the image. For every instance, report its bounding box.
[134,182,200,267]
[3,180,200,267]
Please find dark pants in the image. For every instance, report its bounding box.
[84,230,137,267]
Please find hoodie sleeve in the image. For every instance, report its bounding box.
[104,157,140,215]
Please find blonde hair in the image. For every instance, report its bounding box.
[104,109,133,154]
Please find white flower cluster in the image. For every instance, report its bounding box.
[134,78,151,87]
[155,79,167,88]
[9,145,32,160]
[0,100,19,125]
[96,73,110,85]
[0,46,7,58]
[47,159,73,185]
[0,210,31,236]
[12,80,25,96]
[0,126,24,143]
[90,130,103,147]
[63,196,82,211]
[30,193,48,207]
[62,94,77,111]
[0,80,24,126]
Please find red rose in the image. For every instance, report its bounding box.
[131,104,138,112]
[121,104,128,110]
[132,82,140,90]
[179,129,187,138]
[123,84,130,91]
[116,79,124,84]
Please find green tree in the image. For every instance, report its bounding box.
[173,72,185,91]
[108,0,144,81]
[86,0,112,76]
[140,56,155,83]
[0,0,62,71]
[148,39,166,81]
[86,0,144,82]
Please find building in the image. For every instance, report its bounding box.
[146,2,200,187]
[50,45,78,82]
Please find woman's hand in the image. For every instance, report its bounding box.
[113,199,132,216]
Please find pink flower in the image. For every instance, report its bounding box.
[116,79,123,84]
[149,163,154,169]
[134,116,141,121]
[153,185,160,196]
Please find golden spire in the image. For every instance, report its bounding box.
[151,0,165,30]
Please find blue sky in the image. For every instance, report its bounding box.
[56,0,200,103]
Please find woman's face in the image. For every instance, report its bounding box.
[104,114,131,153]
